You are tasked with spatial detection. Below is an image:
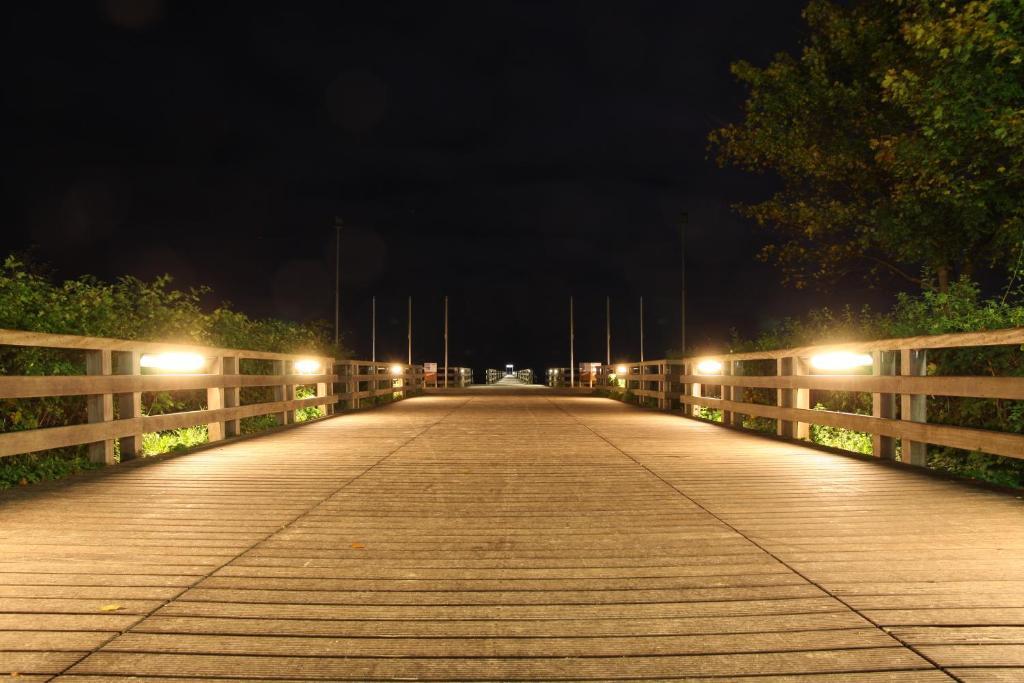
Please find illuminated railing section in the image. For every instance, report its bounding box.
[595,326,1024,465]
[0,328,426,464]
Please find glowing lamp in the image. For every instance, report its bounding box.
[294,359,321,375]
[809,351,873,371]
[615,364,628,375]
[696,359,723,375]
[140,352,206,373]
[390,364,404,375]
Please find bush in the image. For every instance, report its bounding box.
[0,255,347,487]
[143,425,209,455]
[696,406,723,422]
[809,405,873,455]
[732,279,1024,487]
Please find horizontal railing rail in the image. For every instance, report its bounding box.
[0,328,426,464]
[602,326,1024,465]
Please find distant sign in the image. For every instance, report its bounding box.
[424,362,437,373]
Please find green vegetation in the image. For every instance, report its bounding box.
[710,0,1024,291]
[809,405,873,454]
[143,425,209,456]
[696,406,723,422]
[730,280,1024,486]
[0,255,345,489]
[0,451,100,489]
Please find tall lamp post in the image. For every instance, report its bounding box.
[443,296,449,389]
[334,217,342,349]
[605,296,611,367]
[569,295,575,388]
[680,212,688,357]
[639,295,645,363]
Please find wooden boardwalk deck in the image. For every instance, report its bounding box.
[1,394,1022,681]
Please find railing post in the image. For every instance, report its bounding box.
[730,360,744,427]
[85,349,115,465]
[657,362,666,410]
[689,363,701,416]
[901,349,928,466]
[223,356,240,436]
[272,359,294,425]
[872,350,897,459]
[112,350,142,460]
[207,355,225,442]
[721,360,733,425]
[777,356,809,439]
[317,358,332,417]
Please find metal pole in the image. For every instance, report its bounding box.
[680,212,687,356]
[443,296,449,389]
[334,218,342,348]
[606,296,611,367]
[371,296,376,363]
[639,296,645,363]
[407,296,412,365]
[569,296,575,388]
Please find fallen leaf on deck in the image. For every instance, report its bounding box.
[350,543,365,549]
[100,604,123,612]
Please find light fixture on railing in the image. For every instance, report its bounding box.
[139,352,206,373]
[809,351,873,371]
[695,359,723,375]
[390,364,404,375]
[615,364,628,375]
[293,359,321,375]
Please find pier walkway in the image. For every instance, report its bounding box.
[2,394,1023,680]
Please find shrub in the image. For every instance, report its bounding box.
[0,255,347,486]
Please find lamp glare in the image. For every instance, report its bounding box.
[696,359,723,375]
[139,352,206,373]
[809,351,873,371]
[294,359,321,375]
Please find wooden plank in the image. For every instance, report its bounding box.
[678,373,1024,400]
[0,395,338,458]
[8,394,1024,679]
[679,394,1024,459]
[686,325,1024,362]
[0,373,338,399]
[0,327,336,363]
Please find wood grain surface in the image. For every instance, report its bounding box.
[1,394,1021,680]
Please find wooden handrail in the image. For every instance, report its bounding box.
[0,329,427,465]
[600,328,1024,464]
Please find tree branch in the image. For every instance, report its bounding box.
[861,254,922,286]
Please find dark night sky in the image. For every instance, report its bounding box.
[1,0,896,374]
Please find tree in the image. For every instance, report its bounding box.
[709,0,1024,292]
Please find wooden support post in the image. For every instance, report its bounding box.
[901,348,928,467]
[690,364,701,417]
[272,360,293,425]
[85,349,115,465]
[721,360,733,425]
[730,360,744,427]
[777,357,809,439]
[207,355,225,442]
[318,358,332,417]
[657,363,666,410]
[223,356,240,436]
[872,350,897,459]
[112,351,142,460]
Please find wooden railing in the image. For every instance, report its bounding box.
[605,327,1024,464]
[333,361,425,408]
[0,329,424,464]
[430,367,473,388]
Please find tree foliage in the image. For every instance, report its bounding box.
[0,255,345,489]
[709,0,1024,291]
[732,278,1024,487]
